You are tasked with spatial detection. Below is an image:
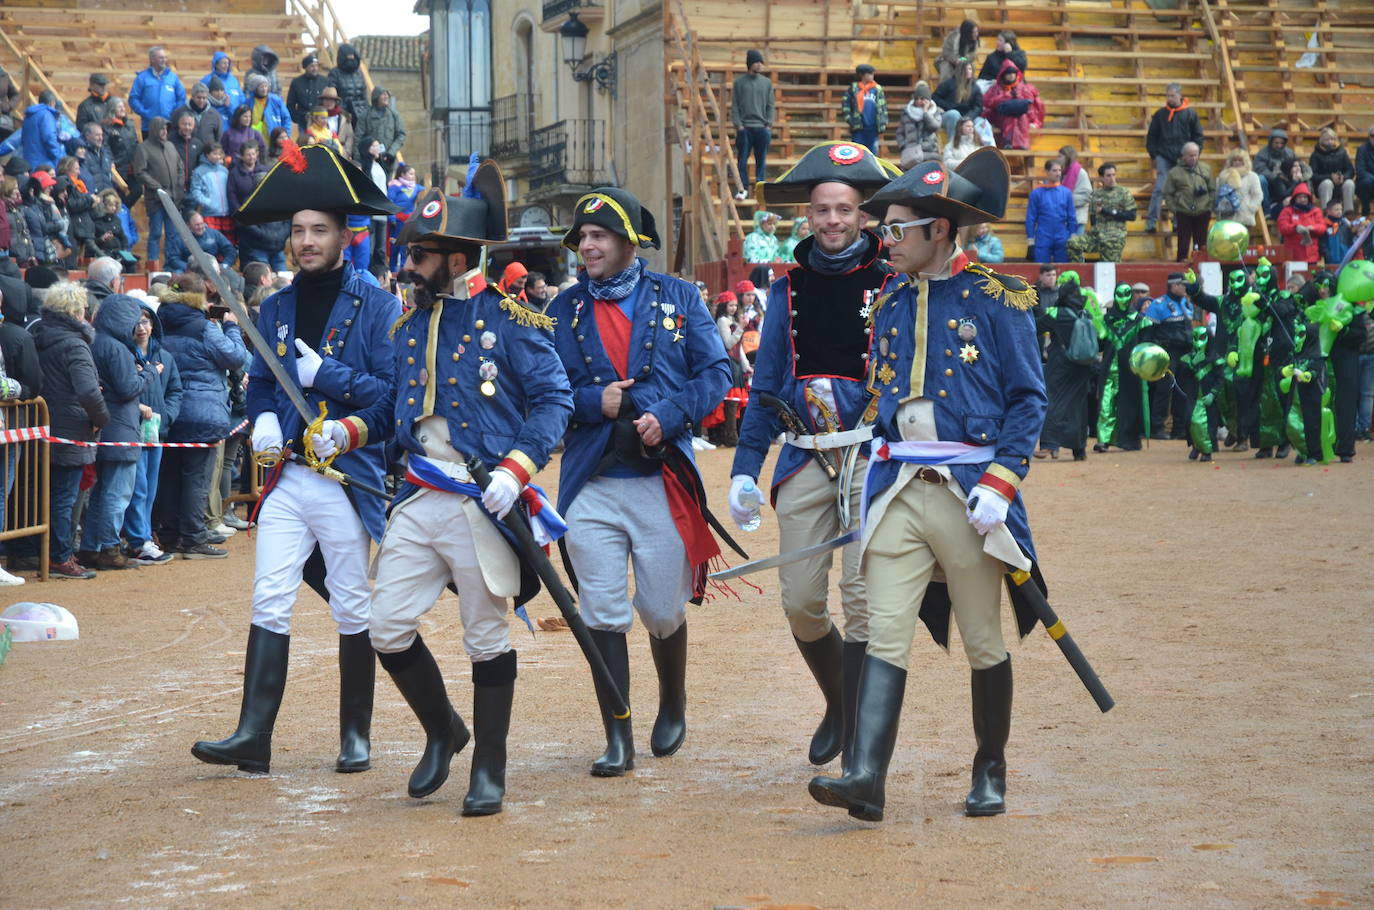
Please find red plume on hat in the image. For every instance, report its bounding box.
[279,137,307,174]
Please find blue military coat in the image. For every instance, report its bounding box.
[246,262,399,541]
[547,262,731,513]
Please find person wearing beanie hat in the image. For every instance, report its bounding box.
[730,50,775,199]
[76,73,111,130]
[896,81,941,170]
[192,142,399,779]
[371,158,572,815]
[245,72,291,148]
[547,186,732,777]
[287,52,330,131]
[842,64,888,155]
[728,140,899,769]
[199,52,245,113]
[810,148,1053,823]
[204,76,234,132]
[1092,281,1149,452]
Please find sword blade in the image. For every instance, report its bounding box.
[708,529,860,581]
[155,189,314,426]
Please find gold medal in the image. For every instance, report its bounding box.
[276,342,287,357]
[663,316,675,330]
[480,380,496,397]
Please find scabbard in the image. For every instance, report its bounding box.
[467,458,630,719]
[758,392,838,480]
[1010,569,1115,713]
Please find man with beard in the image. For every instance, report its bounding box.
[368,163,571,816]
[547,188,731,777]
[191,141,400,776]
[727,141,900,769]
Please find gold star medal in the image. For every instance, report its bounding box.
[876,363,896,385]
[959,343,980,364]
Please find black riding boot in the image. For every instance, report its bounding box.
[588,628,634,776]
[840,639,866,772]
[966,656,1013,817]
[808,655,906,822]
[463,650,516,816]
[794,627,844,765]
[336,631,374,772]
[649,622,688,757]
[377,633,471,798]
[192,624,289,774]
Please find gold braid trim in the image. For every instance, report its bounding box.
[500,294,557,331]
[967,263,1038,312]
[389,306,419,339]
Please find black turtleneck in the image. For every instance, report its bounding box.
[295,265,344,350]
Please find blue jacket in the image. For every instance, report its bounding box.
[1025,183,1077,249]
[187,156,230,216]
[135,300,182,441]
[79,141,116,193]
[167,224,235,271]
[1144,292,1193,324]
[732,231,895,495]
[157,294,247,443]
[390,281,572,505]
[547,262,731,512]
[200,53,246,112]
[863,260,1046,561]
[250,93,292,139]
[20,103,63,168]
[246,263,400,541]
[89,294,155,462]
[129,66,186,129]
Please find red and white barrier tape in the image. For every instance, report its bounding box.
[0,419,250,448]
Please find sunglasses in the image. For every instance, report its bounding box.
[406,245,448,263]
[879,217,936,244]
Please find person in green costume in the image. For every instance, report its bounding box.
[1093,283,1150,452]
[1186,266,1248,449]
[1182,325,1225,462]
[781,215,810,261]
[1279,306,1332,465]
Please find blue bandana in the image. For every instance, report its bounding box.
[588,257,644,301]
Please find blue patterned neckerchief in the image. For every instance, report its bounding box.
[588,257,645,301]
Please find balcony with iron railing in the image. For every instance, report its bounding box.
[491,93,540,161]
[528,119,612,197]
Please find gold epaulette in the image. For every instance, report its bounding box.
[498,289,557,331]
[388,306,418,339]
[865,280,904,328]
[966,262,1038,312]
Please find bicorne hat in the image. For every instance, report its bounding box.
[758,141,901,206]
[859,147,1010,227]
[398,157,508,246]
[561,187,660,251]
[234,141,398,225]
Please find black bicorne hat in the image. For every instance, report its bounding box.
[860,147,1010,227]
[398,158,508,246]
[561,187,660,251]
[234,141,399,225]
[758,141,902,206]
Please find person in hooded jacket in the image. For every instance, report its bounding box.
[248,46,281,97]
[205,78,235,133]
[894,83,941,171]
[20,92,64,170]
[30,281,108,579]
[133,116,182,263]
[153,272,248,558]
[981,59,1042,151]
[0,280,42,583]
[1277,183,1327,265]
[354,87,406,168]
[122,298,181,564]
[75,293,153,570]
[286,53,330,130]
[1034,273,1095,460]
[200,52,245,112]
[328,44,369,124]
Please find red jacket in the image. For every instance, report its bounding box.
[1277,183,1327,263]
[981,59,1044,151]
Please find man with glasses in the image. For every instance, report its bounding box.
[809,149,1050,823]
[728,141,900,770]
[370,168,571,817]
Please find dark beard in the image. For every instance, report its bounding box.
[398,262,451,309]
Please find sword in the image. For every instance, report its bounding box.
[155,189,330,466]
[708,529,859,581]
[759,392,838,481]
[286,453,389,500]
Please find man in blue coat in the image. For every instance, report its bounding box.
[809,150,1050,822]
[20,92,64,169]
[129,46,186,137]
[1024,157,1077,263]
[369,165,572,816]
[728,141,900,770]
[192,144,400,777]
[547,188,731,777]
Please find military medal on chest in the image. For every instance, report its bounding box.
[480,330,497,350]
[479,359,498,397]
[276,323,288,358]
[958,317,977,342]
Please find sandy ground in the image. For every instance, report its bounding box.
[1,440,1371,909]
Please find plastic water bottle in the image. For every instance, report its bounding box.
[739,479,763,532]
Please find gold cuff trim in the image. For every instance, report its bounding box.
[505,449,538,479]
[985,462,1022,490]
[343,415,369,450]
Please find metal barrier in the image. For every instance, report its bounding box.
[0,398,50,582]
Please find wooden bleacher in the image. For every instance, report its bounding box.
[667,0,1374,268]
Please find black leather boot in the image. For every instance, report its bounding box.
[192,624,289,774]
[966,656,1013,817]
[377,633,471,798]
[840,639,866,772]
[336,631,374,773]
[808,655,906,822]
[649,622,688,757]
[588,628,634,776]
[794,627,844,765]
[463,650,516,816]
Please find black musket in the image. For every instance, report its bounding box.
[1009,568,1115,713]
[758,392,838,480]
[467,457,630,720]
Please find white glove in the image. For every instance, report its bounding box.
[482,468,522,519]
[294,338,323,388]
[251,411,283,455]
[966,485,1010,536]
[729,474,763,529]
[309,419,349,460]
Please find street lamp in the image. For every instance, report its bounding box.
[559,11,617,97]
